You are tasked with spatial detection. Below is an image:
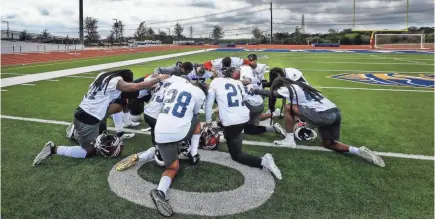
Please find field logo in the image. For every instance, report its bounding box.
[108,150,275,216]
[331,73,434,88]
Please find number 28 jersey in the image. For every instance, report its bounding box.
[205,78,250,126]
[155,81,206,143]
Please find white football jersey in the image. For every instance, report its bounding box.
[155,81,206,143]
[252,63,267,87]
[79,72,122,120]
[211,57,246,77]
[277,84,336,112]
[205,77,250,126]
[240,66,263,106]
[186,70,213,81]
[144,75,188,119]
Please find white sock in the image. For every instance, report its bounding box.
[286,133,294,140]
[157,176,172,196]
[138,147,156,162]
[265,126,275,132]
[112,112,124,132]
[56,146,87,158]
[190,134,201,156]
[123,112,131,122]
[349,146,360,155]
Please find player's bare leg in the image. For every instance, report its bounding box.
[150,160,179,217]
[273,104,297,147]
[322,140,385,167]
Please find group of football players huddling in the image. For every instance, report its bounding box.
[33,54,385,217]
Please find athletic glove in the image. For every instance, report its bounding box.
[189,153,201,166]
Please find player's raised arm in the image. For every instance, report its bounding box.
[117,74,170,92]
[205,86,216,124]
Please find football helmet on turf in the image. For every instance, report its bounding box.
[293,120,318,141]
[93,132,124,158]
[200,125,221,150]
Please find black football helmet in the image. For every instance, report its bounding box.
[93,132,124,158]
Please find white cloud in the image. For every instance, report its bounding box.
[0,0,433,39]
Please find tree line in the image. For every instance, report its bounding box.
[17,16,434,45]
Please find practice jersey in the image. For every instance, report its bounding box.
[155,81,206,143]
[79,72,122,120]
[277,84,336,112]
[205,77,250,126]
[239,66,263,106]
[186,70,213,82]
[144,75,188,119]
[204,57,249,77]
[252,63,267,86]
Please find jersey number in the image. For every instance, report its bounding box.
[225,83,244,107]
[162,89,192,118]
[154,82,171,103]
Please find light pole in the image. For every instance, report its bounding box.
[113,18,118,45]
[2,21,9,39]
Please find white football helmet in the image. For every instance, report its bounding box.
[293,120,318,142]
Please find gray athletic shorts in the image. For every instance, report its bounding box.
[245,102,264,126]
[157,115,199,167]
[298,106,341,141]
[73,117,99,149]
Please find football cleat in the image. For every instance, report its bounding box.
[150,189,173,217]
[358,146,385,167]
[33,141,55,166]
[66,123,78,142]
[262,153,282,180]
[154,149,165,167]
[117,132,135,140]
[115,153,139,171]
[273,123,287,138]
[273,137,296,148]
[123,119,140,128]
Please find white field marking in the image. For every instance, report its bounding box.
[1,73,95,80]
[1,90,8,91]
[281,60,434,66]
[264,69,434,74]
[1,49,216,88]
[370,54,427,65]
[65,75,96,79]
[317,86,434,93]
[1,114,433,161]
[21,84,35,86]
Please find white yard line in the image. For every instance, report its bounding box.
[317,86,433,92]
[369,54,427,65]
[1,89,8,91]
[21,84,36,86]
[283,60,433,66]
[1,114,433,161]
[47,79,59,82]
[1,49,215,88]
